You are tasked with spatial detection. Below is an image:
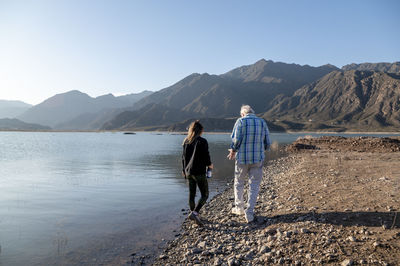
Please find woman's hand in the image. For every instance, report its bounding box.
[208,163,214,169]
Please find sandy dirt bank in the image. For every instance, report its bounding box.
[149,136,400,265]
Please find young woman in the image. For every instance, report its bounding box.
[182,120,213,225]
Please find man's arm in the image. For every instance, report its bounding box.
[264,121,271,151]
[230,118,243,152]
[227,118,243,160]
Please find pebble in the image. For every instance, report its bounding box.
[259,245,271,254]
[347,236,356,242]
[227,258,237,266]
[159,254,168,259]
[213,258,222,265]
[341,259,353,266]
[264,228,277,235]
[198,241,206,249]
[192,248,202,254]
[373,241,381,248]
[300,228,310,234]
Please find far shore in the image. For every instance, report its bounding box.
[1,129,400,135]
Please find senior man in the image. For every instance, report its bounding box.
[227,105,271,223]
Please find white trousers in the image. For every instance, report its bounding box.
[234,161,263,215]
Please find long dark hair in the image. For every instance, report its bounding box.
[183,120,203,144]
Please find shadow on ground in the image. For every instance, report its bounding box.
[203,211,400,231]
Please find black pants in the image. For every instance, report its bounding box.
[188,174,209,212]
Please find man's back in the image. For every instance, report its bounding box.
[230,113,271,164]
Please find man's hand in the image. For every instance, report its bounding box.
[227,149,236,160]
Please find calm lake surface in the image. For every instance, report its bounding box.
[1,131,399,265]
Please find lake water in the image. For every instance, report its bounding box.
[0,131,399,265]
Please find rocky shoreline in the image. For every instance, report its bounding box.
[148,136,400,265]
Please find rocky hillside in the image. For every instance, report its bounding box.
[18,90,152,128]
[105,59,338,130]
[342,62,400,73]
[0,118,51,130]
[264,70,400,131]
[101,103,196,130]
[55,108,125,131]
[183,60,337,117]
[0,100,32,118]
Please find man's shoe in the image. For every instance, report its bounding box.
[188,212,204,226]
[245,212,254,223]
[231,207,245,215]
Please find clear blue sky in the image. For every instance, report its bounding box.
[0,0,399,104]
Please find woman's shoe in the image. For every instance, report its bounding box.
[188,212,204,226]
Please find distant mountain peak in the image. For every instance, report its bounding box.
[96,93,115,99]
[0,99,32,107]
[187,73,202,78]
[255,58,269,64]
[64,90,87,95]
[0,100,32,119]
[341,62,400,73]
[221,58,338,84]
[322,63,339,69]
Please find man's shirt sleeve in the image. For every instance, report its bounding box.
[230,118,243,151]
[264,121,271,151]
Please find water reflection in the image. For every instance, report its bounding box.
[142,137,236,192]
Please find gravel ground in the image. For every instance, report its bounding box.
[148,136,400,266]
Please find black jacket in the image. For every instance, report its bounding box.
[182,137,212,176]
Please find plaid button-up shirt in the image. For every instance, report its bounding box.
[230,114,271,164]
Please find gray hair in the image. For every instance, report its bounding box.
[240,105,254,116]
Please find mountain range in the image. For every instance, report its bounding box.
[2,59,399,132]
[0,118,51,131]
[16,90,152,129]
[0,100,32,119]
[264,70,400,131]
[131,60,338,118]
[341,62,400,73]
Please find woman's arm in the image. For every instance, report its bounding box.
[182,144,186,177]
[202,139,212,168]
